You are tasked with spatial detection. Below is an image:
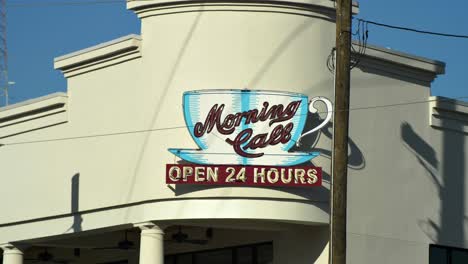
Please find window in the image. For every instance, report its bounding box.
[196,249,233,264]
[430,245,468,264]
[165,242,273,264]
[96,261,128,264]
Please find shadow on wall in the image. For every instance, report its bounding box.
[358,58,431,87]
[292,112,366,171]
[65,173,83,233]
[123,10,204,212]
[247,17,321,88]
[401,121,466,247]
[169,112,366,205]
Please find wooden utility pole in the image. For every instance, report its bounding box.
[330,0,352,264]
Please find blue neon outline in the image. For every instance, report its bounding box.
[168,148,320,166]
[240,90,250,165]
[176,90,321,166]
[284,96,308,150]
[183,92,208,150]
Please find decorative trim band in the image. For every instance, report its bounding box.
[54,34,142,78]
[127,1,359,19]
[430,96,468,134]
[0,93,68,139]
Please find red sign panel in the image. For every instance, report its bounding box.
[166,164,322,187]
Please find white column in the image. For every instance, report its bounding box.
[137,223,165,264]
[1,244,24,264]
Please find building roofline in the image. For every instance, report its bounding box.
[0,92,69,139]
[430,96,468,134]
[431,96,468,110]
[54,34,141,63]
[54,34,142,78]
[127,0,360,15]
[353,41,445,75]
[0,92,67,114]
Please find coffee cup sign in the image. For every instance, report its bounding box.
[168,90,332,166]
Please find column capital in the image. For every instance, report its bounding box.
[0,244,25,255]
[134,222,166,235]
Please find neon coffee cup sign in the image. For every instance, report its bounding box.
[166,89,332,187]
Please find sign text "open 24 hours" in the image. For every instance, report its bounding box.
[166,164,322,187]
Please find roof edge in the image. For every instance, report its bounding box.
[353,41,446,75]
[0,92,67,114]
[430,96,468,134]
[0,93,69,139]
[54,34,142,76]
[54,34,141,63]
[430,96,468,112]
[127,0,360,15]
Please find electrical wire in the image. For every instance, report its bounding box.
[350,18,369,69]
[2,1,467,148]
[5,0,468,39]
[0,125,188,146]
[9,1,468,41]
[7,0,123,7]
[6,0,180,8]
[1,3,464,246]
[327,19,369,73]
[357,18,468,39]
[0,95,467,148]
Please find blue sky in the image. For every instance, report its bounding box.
[4,0,468,105]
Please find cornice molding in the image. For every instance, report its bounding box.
[353,43,445,84]
[430,96,468,134]
[127,0,359,19]
[0,93,68,139]
[54,34,142,78]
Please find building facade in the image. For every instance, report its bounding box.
[0,1,467,263]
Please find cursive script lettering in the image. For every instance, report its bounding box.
[193,100,301,157]
[225,123,294,157]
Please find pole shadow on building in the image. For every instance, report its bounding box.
[247,14,334,88]
[64,173,83,233]
[124,11,204,213]
[294,112,366,171]
[401,121,466,247]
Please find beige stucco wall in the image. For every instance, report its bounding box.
[345,58,468,263]
[0,1,336,242]
[0,1,466,264]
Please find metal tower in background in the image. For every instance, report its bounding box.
[0,0,9,107]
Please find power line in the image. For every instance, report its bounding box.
[0,95,467,148]
[7,0,122,8]
[8,1,468,41]
[6,1,468,40]
[6,0,163,8]
[1,125,187,147]
[357,18,468,39]
[300,95,468,116]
